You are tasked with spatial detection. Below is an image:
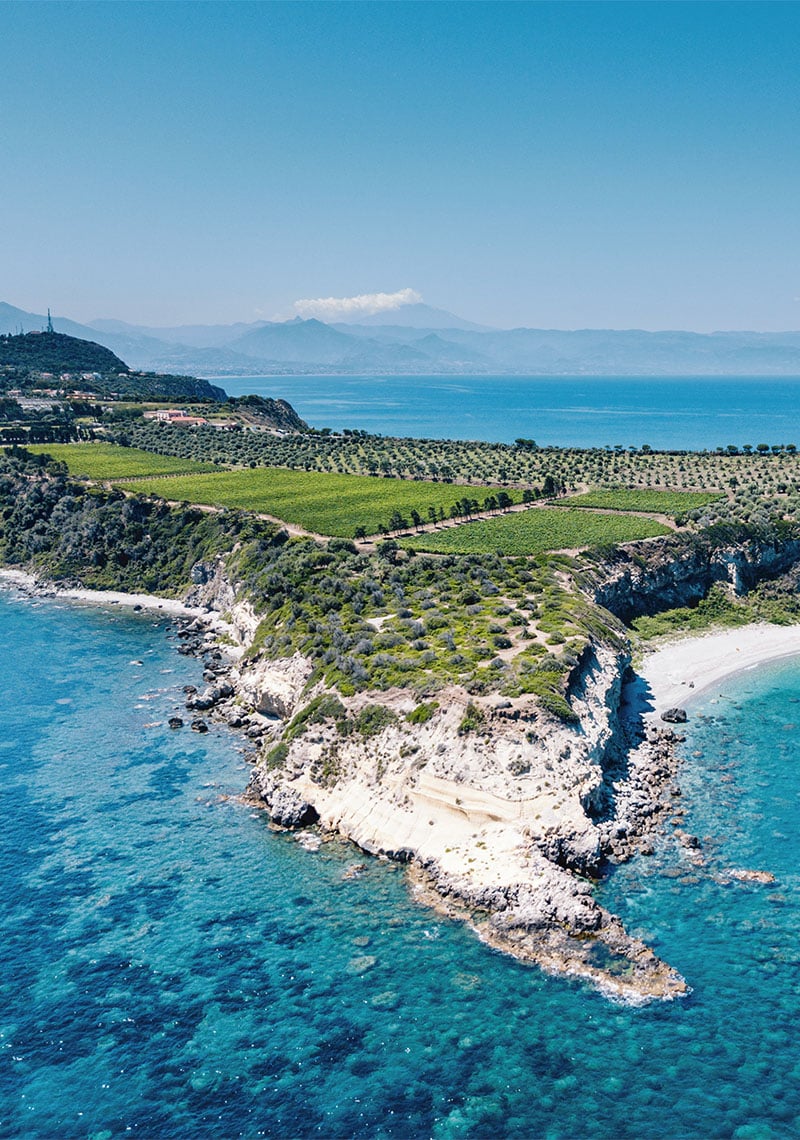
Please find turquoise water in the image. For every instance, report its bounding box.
[219,373,800,450]
[1,590,800,1139]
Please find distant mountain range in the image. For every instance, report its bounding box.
[4,301,800,377]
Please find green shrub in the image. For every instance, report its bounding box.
[286,693,347,741]
[406,700,439,725]
[265,742,289,770]
[458,701,485,734]
[353,703,398,737]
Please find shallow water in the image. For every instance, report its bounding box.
[220,373,800,450]
[1,591,799,1138]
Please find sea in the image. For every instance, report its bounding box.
[218,374,800,451]
[1,588,800,1139]
[3,373,800,1138]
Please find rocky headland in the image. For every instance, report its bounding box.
[7,519,800,1004]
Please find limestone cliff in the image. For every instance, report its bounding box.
[241,641,686,1002]
[583,529,800,622]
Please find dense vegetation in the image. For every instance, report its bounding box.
[0,331,226,402]
[560,489,722,515]
[0,331,128,374]
[5,441,800,722]
[80,372,227,402]
[0,449,275,596]
[0,448,626,717]
[119,420,800,531]
[232,539,621,718]
[631,579,800,638]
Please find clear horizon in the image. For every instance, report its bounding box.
[2,1,798,332]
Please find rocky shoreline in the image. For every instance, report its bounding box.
[8,563,792,1005]
[0,565,692,1003]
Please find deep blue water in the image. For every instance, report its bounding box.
[217,373,800,451]
[1,589,800,1139]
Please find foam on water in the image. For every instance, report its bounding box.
[1,590,799,1138]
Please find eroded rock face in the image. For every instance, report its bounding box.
[585,533,800,623]
[244,640,690,1001]
[235,653,313,719]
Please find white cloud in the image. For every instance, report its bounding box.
[293,287,422,321]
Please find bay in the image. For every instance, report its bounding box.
[1,589,799,1138]
[217,373,800,450]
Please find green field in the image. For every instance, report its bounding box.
[122,468,511,537]
[401,508,671,556]
[561,489,723,514]
[23,443,217,479]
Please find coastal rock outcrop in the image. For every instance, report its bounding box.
[661,707,688,724]
[245,642,689,1001]
[585,531,800,623]
[235,652,314,719]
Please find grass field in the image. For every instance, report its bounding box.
[23,443,217,479]
[401,508,671,556]
[561,489,723,514]
[122,468,511,537]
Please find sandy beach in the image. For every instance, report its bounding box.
[0,567,205,618]
[639,623,800,717]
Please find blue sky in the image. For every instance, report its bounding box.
[2,1,798,330]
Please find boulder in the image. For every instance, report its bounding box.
[267,788,319,829]
[661,707,688,724]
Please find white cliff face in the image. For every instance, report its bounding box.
[243,641,687,1001]
[184,558,260,645]
[247,641,619,871]
[234,652,315,719]
[179,561,685,999]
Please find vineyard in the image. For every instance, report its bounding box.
[121,468,515,538]
[118,421,800,530]
[24,443,216,480]
[561,489,722,515]
[401,508,671,556]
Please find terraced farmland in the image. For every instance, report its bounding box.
[122,468,513,537]
[401,508,671,556]
[23,443,217,479]
[561,489,723,514]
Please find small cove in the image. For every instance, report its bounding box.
[1,590,799,1138]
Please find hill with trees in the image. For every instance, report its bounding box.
[0,330,227,402]
[0,330,128,374]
